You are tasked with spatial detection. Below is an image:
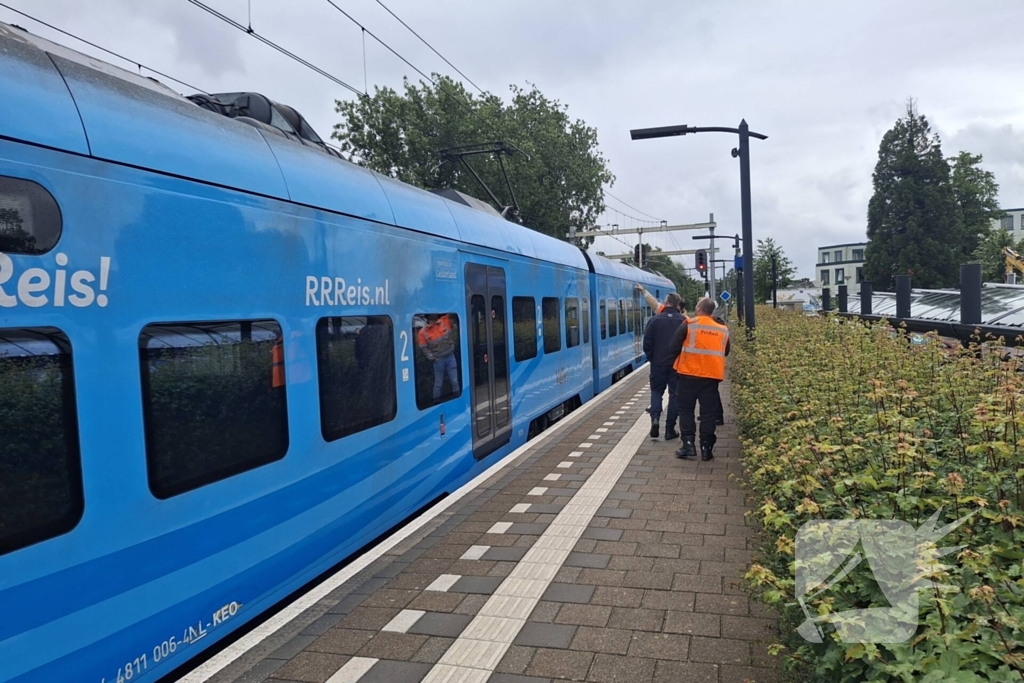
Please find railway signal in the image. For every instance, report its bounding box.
[695,249,708,275]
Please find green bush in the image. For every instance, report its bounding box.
[733,309,1024,682]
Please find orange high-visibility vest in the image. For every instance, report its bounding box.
[417,314,453,347]
[672,315,729,380]
[271,339,285,388]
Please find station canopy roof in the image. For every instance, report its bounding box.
[846,284,1024,327]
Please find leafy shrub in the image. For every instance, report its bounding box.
[733,308,1024,682]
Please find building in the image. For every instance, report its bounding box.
[766,287,820,313]
[993,208,1024,237]
[815,242,867,296]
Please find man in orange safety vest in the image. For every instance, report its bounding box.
[417,314,459,401]
[667,297,730,461]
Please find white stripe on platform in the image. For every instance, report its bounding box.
[382,609,425,633]
[326,657,378,683]
[426,574,462,592]
[420,414,650,681]
[487,522,513,534]
[461,545,490,560]
[509,503,531,513]
[528,487,548,496]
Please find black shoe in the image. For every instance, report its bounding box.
[650,420,659,439]
[664,427,679,441]
[700,442,714,461]
[676,437,696,458]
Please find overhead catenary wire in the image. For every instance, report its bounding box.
[185,0,365,98]
[0,1,209,94]
[603,188,666,223]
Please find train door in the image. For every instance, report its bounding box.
[633,289,643,359]
[465,261,512,459]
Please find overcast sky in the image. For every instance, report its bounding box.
[8,0,1024,279]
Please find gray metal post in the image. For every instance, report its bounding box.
[860,281,873,316]
[738,121,755,330]
[821,287,830,312]
[708,216,716,303]
[838,284,848,313]
[960,263,982,325]
[895,275,911,319]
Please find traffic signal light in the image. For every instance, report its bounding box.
[634,244,641,265]
[695,249,708,275]
[634,244,647,267]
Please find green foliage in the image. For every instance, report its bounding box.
[950,151,1001,260]
[865,101,1001,290]
[753,238,795,303]
[333,76,613,242]
[733,309,1024,681]
[972,230,1024,284]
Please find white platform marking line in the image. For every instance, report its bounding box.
[487,522,513,534]
[556,461,573,469]
[567,451,583,458]
[427,574,463,592]
[326,657,378,683]
[596,428,608,433]
[543,473,561,481]
[178,365,650,683]
[528,487,548,496]
[509,503,531,513]
[382,609,426,633]
[461,545,490,561]
[422,414,650,679]
[578,443,593,448]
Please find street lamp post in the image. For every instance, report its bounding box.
[630,120,767,331]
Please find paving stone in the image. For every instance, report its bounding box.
[606,491,642,501]
[542,583,596,604]
[527,648,595,681]
[565,552,611,569]
[720,615,777,641]
[673,574,723,594]
[606,556,655,572]
[235,658,286,682]
[356,630,429,660]
[577,568,626,586]
[454,593,489,615]
[606,607,666,632]
[664,611,721,637]
[719,665,779,682]
[360,660,433,683]
[508,523,550,535]
[529,601,562,623]
[299,613,346,636]
[496,645,538,674]
[689,636,751,665]
[359,588,420,609]
[308,628,375,655]
[326,593,368,615]
[595,507,633,518]
[582,527,624,541]
[407,612,473,637]
[554,603,613,627]
[593,541,638,555]
[268,634,318,661]
[410,636,455,663]
[482,546,530,562]
[568,625,633,655]
[652,660,720,683]
[695,593,749,616]
[272,652,350,682]
[450,576,504,594]
[622,571,674,590]
[514,622,579,649]
[406,591,464,613]
[490,675,553,683]
[586,653,656,683]
[590,586,644,608]
[627,632,691,662]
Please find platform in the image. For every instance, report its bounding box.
[179,369,779,683]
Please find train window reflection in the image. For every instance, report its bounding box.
[0,176,62,254]
[0,327,82,556]
[565,298,580,348]
[316,316,397,441]
[413,313,462,410]
[512,296,537,362]
[542,297,561,354]
[140,320,289,498]
[582,298,590,344]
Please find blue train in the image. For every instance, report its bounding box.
[0,23,674,683]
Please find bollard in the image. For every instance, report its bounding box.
[838,284,848,313]
[960,263,982,325]
[895,275,911,319]
[821,287,831,313]
[860,282,873,315]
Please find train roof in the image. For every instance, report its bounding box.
[587,253,674,290]
[0,22,589,271]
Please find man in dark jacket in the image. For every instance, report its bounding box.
[642,292,686,439]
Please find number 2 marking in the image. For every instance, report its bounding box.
[399,330,410,361]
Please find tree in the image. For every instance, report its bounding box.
[972,229,1024,283]
[639,245,704,311]
[949,151,1000,263]
[333,76,613,241]
[863,100,959,289]
[753,238,795,303]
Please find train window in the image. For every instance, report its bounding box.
[608,299,617,338]
[316,316,397,441]
[582,298,590,344]
[626,300,633,332]
[0,177,62,254]
[139,320,288,499]
[512,296,537,362]
[565,298,580,348]
[618,300,627,335]
[0,328,82,556]
[599,300,607,339]
[413,314,462,410]
[542,297,561,354]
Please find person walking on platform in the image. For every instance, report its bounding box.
[669,297,730,461]
[642,292,686,439]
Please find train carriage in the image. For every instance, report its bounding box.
[0,23,674,683]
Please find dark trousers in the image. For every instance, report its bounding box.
[649,364,678,428]
[677,376,722,445]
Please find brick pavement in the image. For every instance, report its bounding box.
[202,370,780,683]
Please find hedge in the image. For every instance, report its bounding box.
[733,309,1024,682]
